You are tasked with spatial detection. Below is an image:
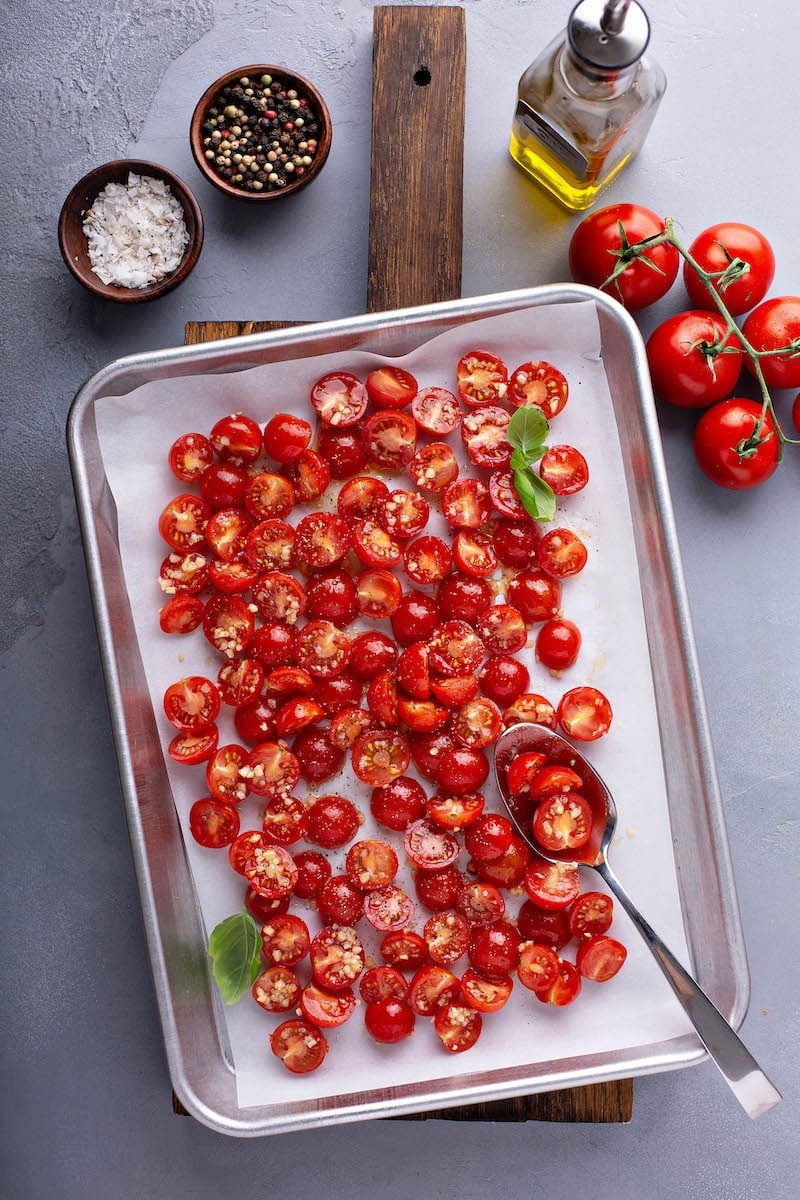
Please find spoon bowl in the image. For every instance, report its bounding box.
[493,722,781,1120]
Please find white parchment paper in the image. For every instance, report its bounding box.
[94,300,694,1108]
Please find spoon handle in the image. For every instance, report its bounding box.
[596,859,781,1119]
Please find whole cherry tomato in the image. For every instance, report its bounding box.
[646,310,743,409]
[568,203,679,311]
[742,297,800,389]
[693,398,780,490]
[683,222,775,316]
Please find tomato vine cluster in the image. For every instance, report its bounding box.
[569,203,800,490]
[155,354,619,1075]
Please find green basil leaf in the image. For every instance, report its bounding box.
[513,468,557,523]
[507,406,550,460]
[509,448,530,471]
[208,909,261,1005]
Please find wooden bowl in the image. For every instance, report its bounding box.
[58,160,204,303]
[189,65,332,201]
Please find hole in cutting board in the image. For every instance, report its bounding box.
[413,66,432,86]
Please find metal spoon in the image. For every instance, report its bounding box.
[494,722,781,1120]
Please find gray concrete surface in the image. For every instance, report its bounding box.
[2,1,797,1196]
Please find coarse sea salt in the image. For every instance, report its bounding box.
[82,172,190,289]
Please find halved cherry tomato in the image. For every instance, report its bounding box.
[476,605,528,655]
[434,1004,482,1052]
[168,431,213,482]
[517,901,571,950]
[396,642,431,700]
[210,412,263,464]
[424,911,470,966]
[366,670,398,724]
[460,968,513,1013]
[370,775,427,831]
[362,410,417,469]
[188,797,240,848]
[269,1018,328,1073]
[536,617,582,670]
[352,520,402,569]
[317,423,370,479]
[404,818,460,869]
[534,959,582,1006]
[539,445,589,494]
[305,793,361,849]
[300,982,357,1027]
[452,697,503,749]
[163,676,220,732]
[426,791,485,831]
[412,386,462,434]
[557,686,613,741]
[245,519,296,572]
[252,965,302,1013]
[359,965,409,1004]
[263,412,313,463]
[505,750,548,798]
[524,857,581,910]
[403,535,452,587]
[430,673,480,707]
[260,913,311,966]
[489,469,527,519]
[243,741,301,799]
[408,964,461,1015]
[517,942,561,993]
[352,729,411,786]
[409,442,460,493]
[329,706,372,750]
[217,658,264,707]
[536,528,588,579]
[261,794,309,845]
[507,360,569,416]
[391,590,441,647]
[234,695,279,743]
[207,559,260,594]
[202,594,255,659]
[252,571,306,625]
[364,998,416,1043]
[380,489,430,539]
[337,476,389,522]
[310,925,365,991]
[363,884,415,931]
[244,843,299,899]
[452,531,498,578]
[576,935,627,982]
[569,891,614,939]
[310,371,369,426]
[461,406,512,468]
[294,620,351,678]
[159,593,204,635]
[206,742,249,803]
[285,448,331,502]
[506,570,561,624]
[158,493,209,551]
[428,619,485,677]
[244,471,295,520]
[492,518,541,569]
[159,551,209,596]
[167,727,219,766]
[456,350,508,407]
[293,512,351,570]
[441,477,491,529]
[502,693,557,730]
[414,864,462,912]
[345,839,399,890]
[470,832,530,889]
[380,930,430,972]
[533,792,593,852]
[479,654,530,706]
[366,366,418,410]
[304,569,359,627]
[467,920,521,978]
[528,764,584,799]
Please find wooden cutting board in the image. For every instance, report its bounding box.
[182,5,632,1125]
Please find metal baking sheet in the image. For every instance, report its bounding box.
[67,284,749,1136]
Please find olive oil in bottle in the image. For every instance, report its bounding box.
[509,0,666,211]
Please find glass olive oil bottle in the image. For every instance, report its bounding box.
[509,0,666,211]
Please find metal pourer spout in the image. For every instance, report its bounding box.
[601,1,633,37]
